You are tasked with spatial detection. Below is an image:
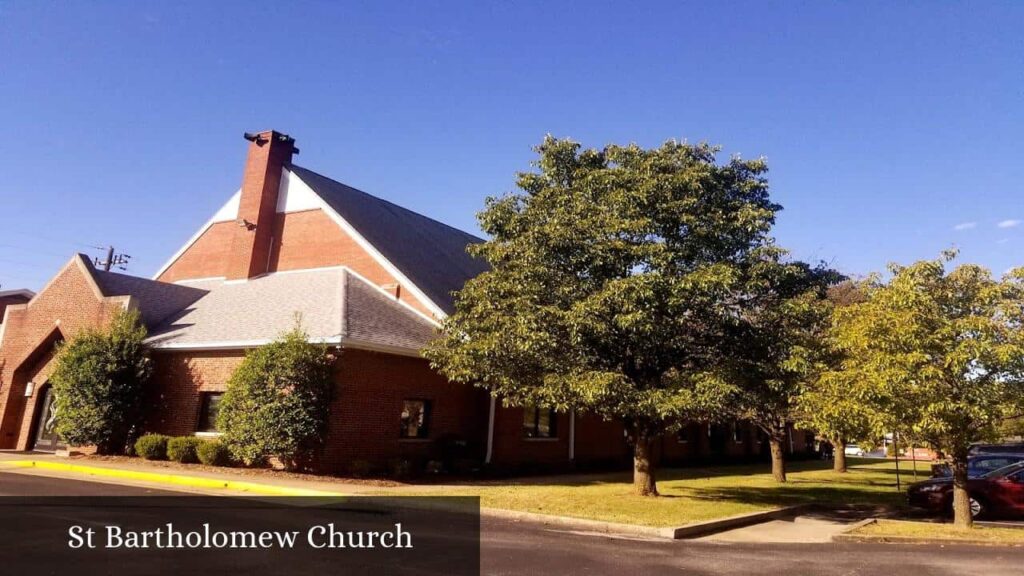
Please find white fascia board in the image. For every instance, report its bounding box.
[151,190,242,280]
[148,335,343,351]
[147,335,422,358]
[287,169,449,320]
[341,338,425,358]
[0,289,35,299]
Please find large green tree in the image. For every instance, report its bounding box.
[51,308,152,454]
[828,252,1024,527]
[721,258,842,481]
[426,137,780,496]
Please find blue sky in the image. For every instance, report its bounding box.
[1,2,1022,290]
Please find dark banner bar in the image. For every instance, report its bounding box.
[0,496,480,575]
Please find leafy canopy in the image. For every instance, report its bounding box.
[218,326,334,467]
[720,258,844,439]
[797,281,874,445]
[426,137,780,433]
[51,308,152,454]
[827,251,1024,457]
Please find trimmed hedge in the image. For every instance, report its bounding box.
[134,434,169,460]
[167,437,203,464]
[197,440,231,466]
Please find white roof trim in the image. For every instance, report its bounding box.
[149,335,343,351]
[288,169,449,319]
[0,289,35,299]
[148,335,423,357]
[152,189,241,280]
[342,338,424,358]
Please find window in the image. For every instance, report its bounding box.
[197,392,223,433]
[522,406,557,439]
[732,421,744,443]
[399,399,431,439]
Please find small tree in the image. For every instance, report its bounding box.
[51,309,151,454]
[217,327,334,469]
[721,258,842,482]
[426,137,780,496]
[796,280,872,473]
[830,252,1024,527]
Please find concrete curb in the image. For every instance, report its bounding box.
[3,459,807,540]
[830,518,877,541]
[483,504,810,540]
[832,519,1024,547]
[1,460,346,497]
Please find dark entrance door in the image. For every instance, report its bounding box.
[31,385,64,452]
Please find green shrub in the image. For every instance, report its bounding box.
[218,327,334,469]
[50,309,152,454]
[196,440,231,466]
[134,434,169,460]
[167,437,203,463]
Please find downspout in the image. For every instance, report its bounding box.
[569,410,576,461]
[485,395,496,465]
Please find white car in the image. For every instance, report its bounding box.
[844,444,866,457]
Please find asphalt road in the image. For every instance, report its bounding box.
[2,470,1022,575]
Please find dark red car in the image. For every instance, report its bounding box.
[907,461,1024,519]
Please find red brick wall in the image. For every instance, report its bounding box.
[0,258,123,449]
[145,350,245,436]
[0,294,31,324]
[145,348,489,474]
[157,221,237,283]
[490,406,573,468]
[322,349,488,472]
[158,208,434,317]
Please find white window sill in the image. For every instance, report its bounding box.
[194,431,223,438]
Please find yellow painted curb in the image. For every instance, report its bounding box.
[2,460,346,497]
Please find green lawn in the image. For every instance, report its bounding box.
[855,519,1024,544]
[382,457,933,527]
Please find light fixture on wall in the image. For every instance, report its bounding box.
[24,381,35,397]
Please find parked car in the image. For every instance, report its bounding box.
[844,444,866,457]
[968,442,1024,456]
[930,453,1024,479]
[908,461,1024,519]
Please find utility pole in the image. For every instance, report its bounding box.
[94,246,131,272]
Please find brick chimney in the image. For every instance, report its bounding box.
[226,130,297,280]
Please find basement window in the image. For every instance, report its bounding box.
[522,406,557,439]
[197,392,224,433]
[399,399,431,439]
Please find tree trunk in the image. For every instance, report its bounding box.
[632,433,659,496]
[951,455,973,528]
[833,437,847,473]
[769,438,787,482]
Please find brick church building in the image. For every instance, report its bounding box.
[0,130,813,474]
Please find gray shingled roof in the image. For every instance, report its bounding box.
[290,164,489,315]
[145,268,437,353]
[92,268,207,328]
